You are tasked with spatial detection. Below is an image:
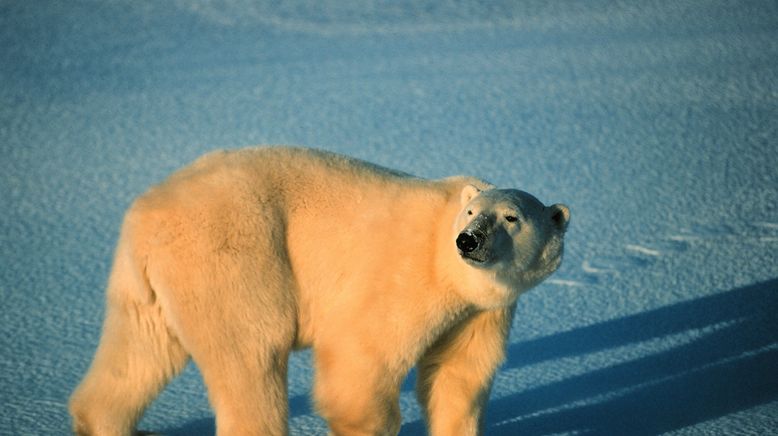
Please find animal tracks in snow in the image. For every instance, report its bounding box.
[579,251,658,284]
[582,255,651,275]
[668,223,735,243]
[579,238,689,283]
[669,222,778,244]
[624,244,662,257]
[752,222,778,242]
[550,221,777,288]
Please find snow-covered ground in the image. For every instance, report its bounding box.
[2,1,777,434]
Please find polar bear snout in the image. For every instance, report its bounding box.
[457,214,490,262]
[456,230,484,253]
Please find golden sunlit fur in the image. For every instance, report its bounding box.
[69,146,568,436]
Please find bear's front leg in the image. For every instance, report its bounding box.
[416,304,516,436]
[313,343,402,436]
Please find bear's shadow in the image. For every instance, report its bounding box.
[484,278,778,435]
[163,279,778,435]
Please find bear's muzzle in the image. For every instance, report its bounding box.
[457,214,490,263]
[456,230,484,254]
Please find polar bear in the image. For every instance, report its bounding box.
[69,146,569,436]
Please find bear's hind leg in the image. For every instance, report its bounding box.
[193,340,291,436]
[69,285,189,435]
[154,252,297,436]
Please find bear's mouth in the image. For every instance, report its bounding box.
[459,249,488,264]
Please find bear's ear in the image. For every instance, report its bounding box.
[549,204,570,232]
[460,184,482,206]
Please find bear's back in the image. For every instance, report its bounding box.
[123,147,444,253]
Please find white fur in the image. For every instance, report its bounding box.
[69,146,568,436]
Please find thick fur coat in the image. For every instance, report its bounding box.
[69,147,569,436]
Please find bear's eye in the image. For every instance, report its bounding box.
[505,215,518,223]
[467,210,473,215]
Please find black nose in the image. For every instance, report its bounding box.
[456,231,481,253]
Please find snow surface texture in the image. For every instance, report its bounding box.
[2,1,777,434]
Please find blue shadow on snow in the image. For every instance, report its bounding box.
[483,278,778,435]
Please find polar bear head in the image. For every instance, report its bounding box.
[453,184,569,308]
